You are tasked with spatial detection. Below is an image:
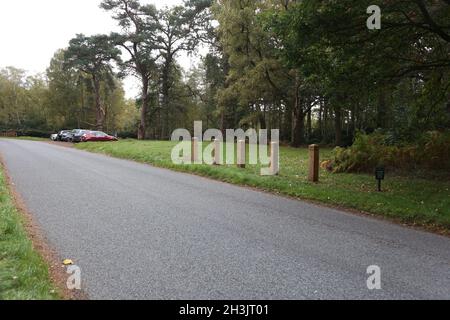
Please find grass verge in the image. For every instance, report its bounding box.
[75,140,450,233]
[6,137,49,142]
[0,165,59,300]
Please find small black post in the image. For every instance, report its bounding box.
[375,166,385,192]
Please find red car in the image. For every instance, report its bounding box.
[81,131,118,142]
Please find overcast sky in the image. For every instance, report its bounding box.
[0,0,196,98]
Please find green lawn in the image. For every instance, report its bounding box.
[76,140,450,233]
[0,166,59,300]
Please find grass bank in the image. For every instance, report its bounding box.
[76,140,450,233]
[0,165,59,300]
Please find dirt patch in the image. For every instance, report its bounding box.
[0,154,88,300]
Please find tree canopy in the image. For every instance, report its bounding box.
[1,0,448,149]
[64,34,122,131]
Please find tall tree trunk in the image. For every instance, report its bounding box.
[323,100,328,142]
[334,106,342,147]
[138,78,149,140]
[78,84,84,129]
[93,75,105,131]
[292,108,305,147]
[307,107,312,142]
[351,103,357,138]
[292,98,305,147]
[278,102,283,140]
[318,101,323,140]
[233,104,238,128]
[161,56,173,140]
[260,103,267,130]
[262,104,267,130]
[291,73,304,147]
[220,108,225,135]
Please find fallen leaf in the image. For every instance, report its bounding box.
[63,259,74,266]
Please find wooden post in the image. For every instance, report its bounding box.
[270,141,279,175]
[237,140,246,168]
[213,139,222,165]
[308,144,319,182]
[191,137,199,164]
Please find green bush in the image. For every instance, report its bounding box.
[117,130,138,139]
[17,129,53,138]
[332,131,450,173]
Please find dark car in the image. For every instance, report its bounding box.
[57,130,73,142]
[81,131,118,142]
[70,129,91,143]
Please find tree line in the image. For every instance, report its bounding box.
[0,0,448,146]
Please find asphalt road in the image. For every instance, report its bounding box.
[0,139,449,300]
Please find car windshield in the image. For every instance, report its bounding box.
[72,130,88,135]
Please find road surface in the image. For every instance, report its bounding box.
[0,139,449,300]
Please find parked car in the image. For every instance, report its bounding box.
[50,134,58,141]
[57,130,73,142]
[81,131,118,142]
[70,129,91,143]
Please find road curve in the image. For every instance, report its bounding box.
[0,139,449,300]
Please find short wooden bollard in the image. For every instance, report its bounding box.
[213,139,222,165]
[308,144,319,182]
[237,140,246,168]
[270,141,279,175]
[191,137,199,164]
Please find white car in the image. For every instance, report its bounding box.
[50,134,58,141]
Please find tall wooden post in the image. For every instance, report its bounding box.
[270,141,279,175]
[237,140,246,168]
[191,137,199,164]
[213,139,222,165]
[308,144,319,182]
